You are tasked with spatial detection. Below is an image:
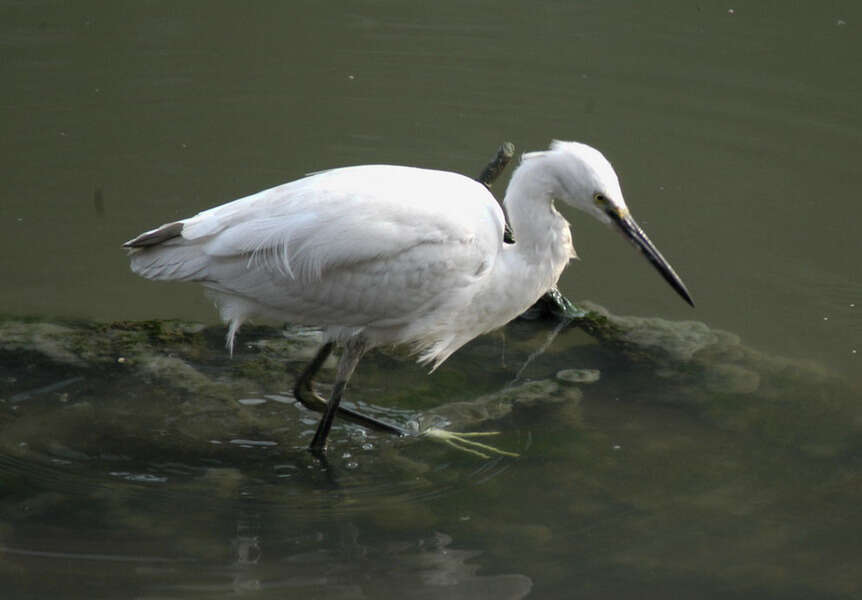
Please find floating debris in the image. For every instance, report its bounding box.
[108,472,167,484]
[556,368,601,384]
[237,398,267,406]
[228,439,278,447]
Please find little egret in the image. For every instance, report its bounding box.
[124,140,693,453]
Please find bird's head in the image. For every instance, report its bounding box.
[515,140,694,307]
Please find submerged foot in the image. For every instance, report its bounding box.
[294,381,408,438]
[520,287,587,321]
[422,428,519,459]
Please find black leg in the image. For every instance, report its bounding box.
[310,337,367,452]
[293,342,334,413]
[294,342,408,439]
[310,379,350,453]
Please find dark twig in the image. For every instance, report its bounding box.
[476,142,515,244]
[477,142,515,189]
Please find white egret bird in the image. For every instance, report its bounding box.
[124,140,693,453]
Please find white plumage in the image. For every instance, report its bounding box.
[125,140,692,451]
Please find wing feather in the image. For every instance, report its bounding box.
[127,165,505,337]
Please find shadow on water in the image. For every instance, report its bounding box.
[0,307,860,598]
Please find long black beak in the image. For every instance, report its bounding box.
[607,209,694,307]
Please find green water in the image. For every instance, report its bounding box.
[1,1,860,598]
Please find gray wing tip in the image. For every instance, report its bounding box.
[123,222,185,248]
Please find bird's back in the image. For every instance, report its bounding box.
[126,165,506,355]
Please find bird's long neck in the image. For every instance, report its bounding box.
[503,170,576,281]
[414,171,577,365]
[470,173,576,329]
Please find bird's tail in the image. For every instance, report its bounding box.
[123,221,210,282]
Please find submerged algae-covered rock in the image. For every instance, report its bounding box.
[0,305,857,464]
[562,302,860,461]
[1,310,860,599]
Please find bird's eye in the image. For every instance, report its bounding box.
[594,193,608,206]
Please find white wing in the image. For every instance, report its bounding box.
[127,165,505,350]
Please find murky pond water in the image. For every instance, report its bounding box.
[1,1,861,598]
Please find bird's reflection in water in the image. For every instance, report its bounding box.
[180,490,534,599]
[215,525,532,599]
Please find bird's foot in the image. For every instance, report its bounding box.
[294,381,408,437]
[294,384,329,413]
[422,428,519,459]
[519,287,587,321]
[546,288,588,320]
